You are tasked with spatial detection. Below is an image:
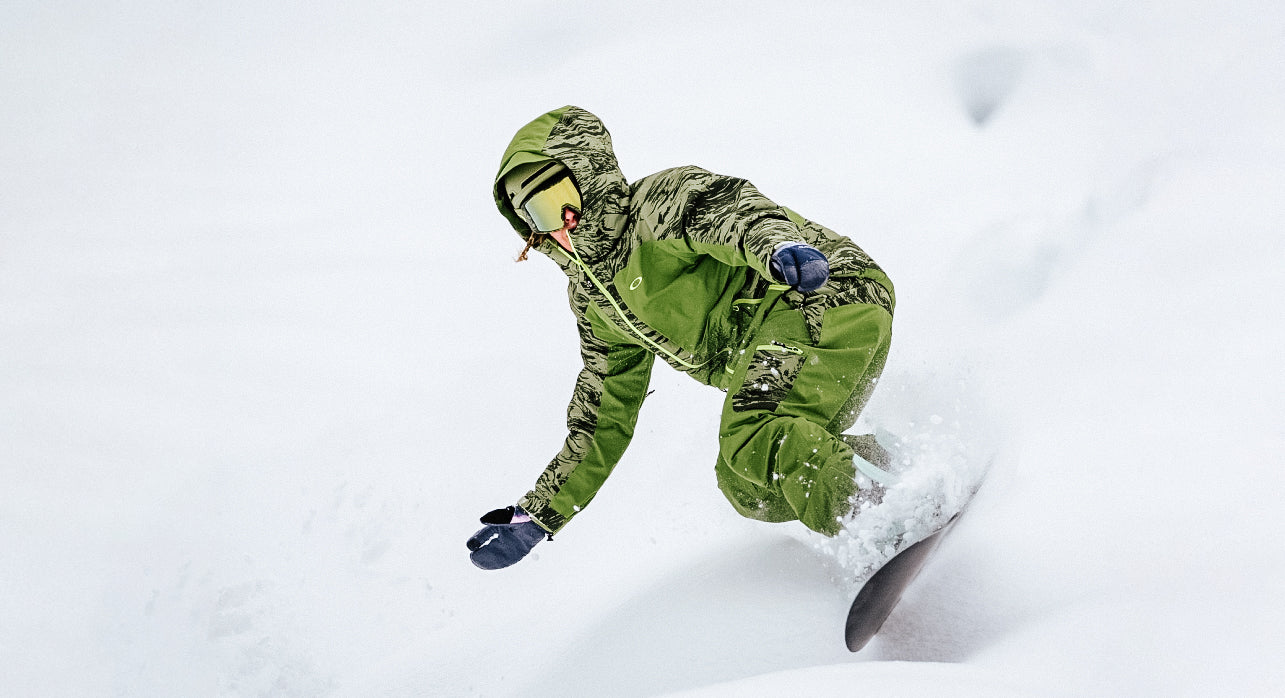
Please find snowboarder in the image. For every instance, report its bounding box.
[468,106,897,570]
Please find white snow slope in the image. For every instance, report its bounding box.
[4,2,1284,696]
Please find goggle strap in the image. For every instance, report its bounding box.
[519,161,563,190]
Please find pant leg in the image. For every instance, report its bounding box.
[716,301,893,536]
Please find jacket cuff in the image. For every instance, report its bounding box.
[516,495,566,534]
[748,218,802,275]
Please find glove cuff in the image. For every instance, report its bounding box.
[773,241,811,253]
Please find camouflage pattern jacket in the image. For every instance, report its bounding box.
[493,106,894,533]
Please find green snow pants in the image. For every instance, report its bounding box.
[715,297,893,536]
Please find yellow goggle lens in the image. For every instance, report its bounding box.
[521,176,581,232]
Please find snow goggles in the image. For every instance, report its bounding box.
[521,175,581,232]
[504,160,582,233]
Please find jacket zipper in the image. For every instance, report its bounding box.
[562,237,709,371]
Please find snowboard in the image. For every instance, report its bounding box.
[843,507,967,652]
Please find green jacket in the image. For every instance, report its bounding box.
[494,106,894,533]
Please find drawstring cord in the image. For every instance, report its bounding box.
[726,283,792,374]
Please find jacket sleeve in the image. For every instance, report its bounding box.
[517,293,655,534]
[659,167,804,279]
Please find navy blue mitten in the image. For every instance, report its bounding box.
[769,242,830,292]
[466,506,548,570]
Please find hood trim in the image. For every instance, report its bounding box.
[494,107,573,238]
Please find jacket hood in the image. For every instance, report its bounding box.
[494,106,631,264]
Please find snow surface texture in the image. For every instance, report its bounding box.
[3,1,1284,696]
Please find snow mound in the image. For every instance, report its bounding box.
[665,661,1037,698]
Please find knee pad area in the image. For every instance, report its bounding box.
[717,418,858,535]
